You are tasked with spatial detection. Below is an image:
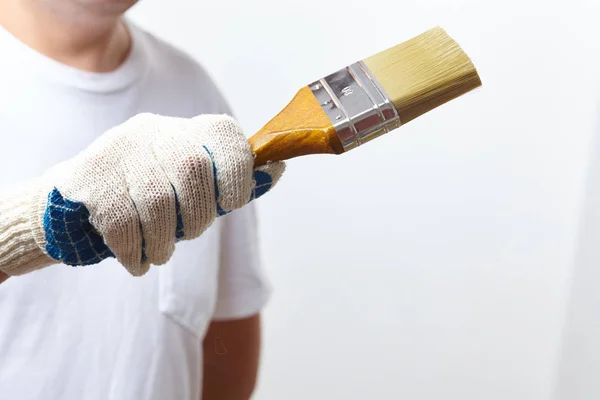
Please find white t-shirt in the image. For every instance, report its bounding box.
[0,20,271,400]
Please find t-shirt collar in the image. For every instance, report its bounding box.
[0,18,147,93]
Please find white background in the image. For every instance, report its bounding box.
[129,1,600,399]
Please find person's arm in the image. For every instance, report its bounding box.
[202,313,262,400]
[0,114,284,282]
[201,202,272,399]
[0,182,58,282]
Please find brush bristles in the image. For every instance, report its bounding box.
[363,26,481,125]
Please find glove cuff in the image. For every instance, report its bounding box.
[0,181,56,276]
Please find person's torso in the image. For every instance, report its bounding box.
[0,22,229,400]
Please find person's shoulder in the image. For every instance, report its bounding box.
[129,22,233,115]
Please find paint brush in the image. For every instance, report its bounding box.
[248,26,482,166]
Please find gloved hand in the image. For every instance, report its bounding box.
[0,113,284,277]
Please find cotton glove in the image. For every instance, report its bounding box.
[0,113,284,277]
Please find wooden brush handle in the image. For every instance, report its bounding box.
[248,87,344,166]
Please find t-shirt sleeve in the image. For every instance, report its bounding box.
[211,203,272,320]
[180,57,272,320]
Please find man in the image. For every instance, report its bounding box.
[0,0,281,399]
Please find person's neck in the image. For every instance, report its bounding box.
[0,1,131,73]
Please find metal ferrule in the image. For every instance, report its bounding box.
[309,61,401,152]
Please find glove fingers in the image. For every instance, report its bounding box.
[153,130,217,241]
[191,115,254,212]
[123,158,178,267]
[90,187,147,276]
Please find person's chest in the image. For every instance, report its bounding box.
[0,75,201,189]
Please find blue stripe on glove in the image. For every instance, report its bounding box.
[202,145,275,214]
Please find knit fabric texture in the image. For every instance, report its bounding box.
[0,182,56,275]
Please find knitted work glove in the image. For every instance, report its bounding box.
[0,114,284,277]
